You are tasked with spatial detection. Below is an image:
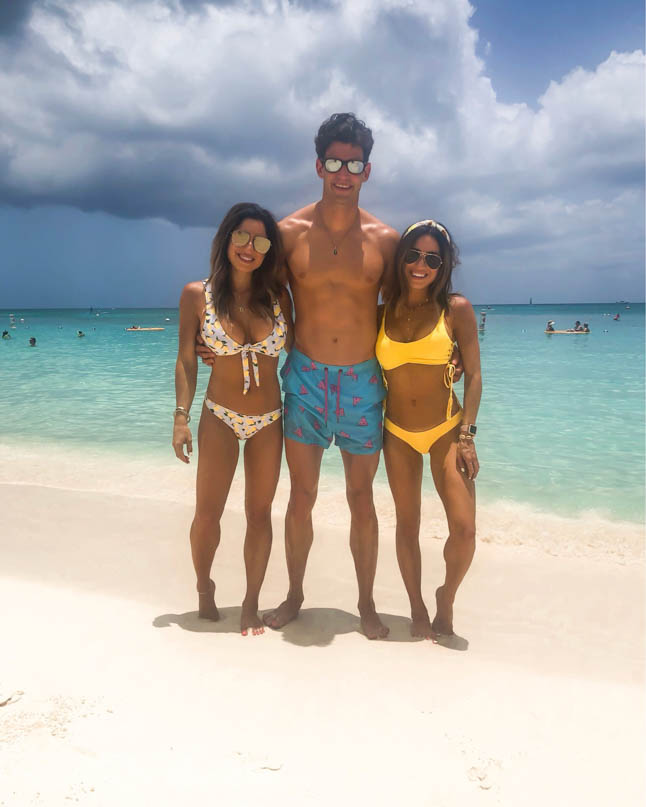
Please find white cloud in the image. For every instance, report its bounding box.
[0,0,643,301]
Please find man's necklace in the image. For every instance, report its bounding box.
[320,211,359,256]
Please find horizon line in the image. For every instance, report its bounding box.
[2,301,644,312]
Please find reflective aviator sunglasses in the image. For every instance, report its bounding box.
[323,158,365,174]
[231,229,272,255]
[404,248,443,271]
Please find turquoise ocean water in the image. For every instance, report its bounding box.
[1,303,644,523]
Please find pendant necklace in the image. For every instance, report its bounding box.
[403,298,431,322]
[401,298,432,341]
[320,209,359,256]
[233,295,249,314]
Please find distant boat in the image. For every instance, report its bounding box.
[545,330,590,335]
[529,297,533,305]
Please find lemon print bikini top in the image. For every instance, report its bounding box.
[201,280,286,394]
[376,307,453,370]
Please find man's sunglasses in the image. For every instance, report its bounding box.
[231,229,271,255]
[323,158,365,175]
[404,249,442,271]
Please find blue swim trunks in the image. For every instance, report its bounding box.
[281,348,386,454]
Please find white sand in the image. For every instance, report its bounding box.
[1,460,644,806]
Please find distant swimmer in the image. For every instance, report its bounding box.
[573,320,583,331]
[613,313,621,321]
[546,320,555,332]
[2,330,11,339]
[582,323,590,333]
[29,337,37,347]
[77,330,86,338]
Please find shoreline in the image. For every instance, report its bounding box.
[0,440,643,565]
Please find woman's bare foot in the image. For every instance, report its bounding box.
[431,585,454,636]
[410,606,434,639]
[262,595,303,629]
[241,601,265,636]
[359,605,389,640]
[198,579,219,621]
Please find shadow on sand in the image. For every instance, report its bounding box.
[153,606,468,650]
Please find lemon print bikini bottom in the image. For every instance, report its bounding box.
[204,397,281,441]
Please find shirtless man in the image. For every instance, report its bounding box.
[262,113,399,639]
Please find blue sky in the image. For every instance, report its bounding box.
[0,0,644,307]
[473,0,644,103]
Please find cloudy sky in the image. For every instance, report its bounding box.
[0,0,644,307]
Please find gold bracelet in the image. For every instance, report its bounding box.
[174,406,191,423]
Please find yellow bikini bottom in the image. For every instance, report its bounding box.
[384,409,462,454]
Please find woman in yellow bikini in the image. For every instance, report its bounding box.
[376,219,481,640]
[173,202,293,636]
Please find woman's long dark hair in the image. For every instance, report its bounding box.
[383,220,460,314]
[208,202,284,322]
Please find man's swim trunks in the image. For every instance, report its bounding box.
[281,347,386,454]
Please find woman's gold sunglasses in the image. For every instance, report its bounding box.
[231,229,271,255]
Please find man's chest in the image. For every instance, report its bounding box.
[287,230,384,291]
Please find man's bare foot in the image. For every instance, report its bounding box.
[410,607,434,639]
[359,606,389,640]
[198,579,219,621]
[262,596,303,629]
[431,585,454,636]
[241,602,265,636]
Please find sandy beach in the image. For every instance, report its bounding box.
[1,453,644,806]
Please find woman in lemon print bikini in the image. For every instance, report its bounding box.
[173,203,293,636]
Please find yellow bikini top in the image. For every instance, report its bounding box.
[375,307,453,371]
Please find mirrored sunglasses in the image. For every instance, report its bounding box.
[404,249,442,271]
[323,158,365,175]
[231,229,271,255]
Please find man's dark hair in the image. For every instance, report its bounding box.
[315,113,374,162]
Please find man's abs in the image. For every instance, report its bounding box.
[291,285,379,365]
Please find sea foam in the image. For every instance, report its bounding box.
[1,441,642,566]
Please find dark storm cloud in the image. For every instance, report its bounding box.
[0,0,38,36]
[0,0,643,298]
